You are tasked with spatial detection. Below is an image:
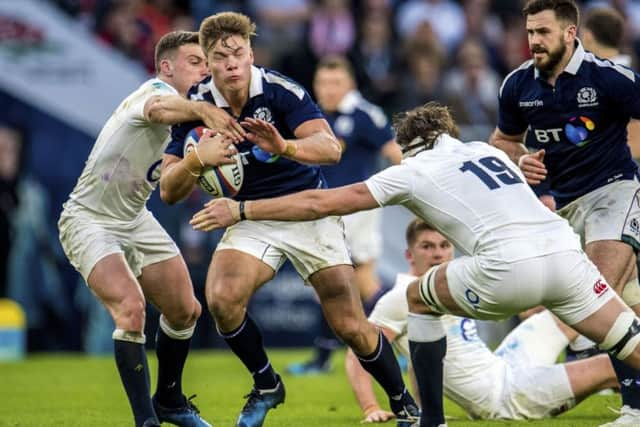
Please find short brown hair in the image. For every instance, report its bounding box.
[406,218,437,247]
[393,102,459,156]
[199,11,257,55]
[522,0,580,26]
[584,7,624,49]
[316,55,356,80]
[154,31,200,74]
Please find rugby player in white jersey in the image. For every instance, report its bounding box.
[191,101,640,427]
[346,218,617,423]
[58,31,241,427]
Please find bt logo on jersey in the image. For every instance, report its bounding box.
[565,116,595,147]
[593,279,609,297]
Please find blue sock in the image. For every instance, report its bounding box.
[312,309,340,366]
[154,323,192,408]
[114,339,158,427]
[356,331,406,398]
[219,314,278,389]
[609,355,640,409]
[408,313,446,427]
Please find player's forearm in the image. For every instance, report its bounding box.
[345,348,381,414]
[146,96,205,125]
[489,133,528,164]
[159,153,201,204]
[283,131,342,165]
[245,189,356,221]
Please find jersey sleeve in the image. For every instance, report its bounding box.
[497,72,528,136]
[365,164,413,206]
[360,108,394,149]
[269,74,325,132]
[129,80,177,126]
[606,66,640,119]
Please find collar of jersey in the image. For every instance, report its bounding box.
[336,90,361,114]
[534,38,585,80]
[208,65,264,107]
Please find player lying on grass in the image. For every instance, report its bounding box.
[346,218,618,423]
[190,101,640,427]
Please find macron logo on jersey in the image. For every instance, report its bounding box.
[519,99,544,107]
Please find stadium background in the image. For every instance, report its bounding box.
[1,0,640,355]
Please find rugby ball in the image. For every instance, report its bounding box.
[183,126,243,198]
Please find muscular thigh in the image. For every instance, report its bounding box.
[586,240,635,292]
[206,249,275,306]
[558,180,640,290]
[138,254,194,318]
[87,253,144,316]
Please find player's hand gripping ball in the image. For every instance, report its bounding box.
[184,126,244,198]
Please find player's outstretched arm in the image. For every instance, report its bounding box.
[190,182,379,231]
[241,117,342,165]
[144,95,245,142]
[345,326,397,423]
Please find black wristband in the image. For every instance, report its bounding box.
[239,201,246,220]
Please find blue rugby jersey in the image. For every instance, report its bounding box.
[320,91,394,187]
[498,40,640,208]
[165,65,327,200]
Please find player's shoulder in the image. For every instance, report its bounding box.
[341,91,389,129]
[499,59,534,98]
[581,51,637,83]
[259,66,308,101]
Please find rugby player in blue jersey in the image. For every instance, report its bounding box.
[490,1,640,425]
[287,56,402,376]
[159,12,418,427]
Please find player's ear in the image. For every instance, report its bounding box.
[249,47,254,64]
[564,24,577,44]
[405,248,413,264]
[160,58,173,77]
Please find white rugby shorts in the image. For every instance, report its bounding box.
[434,249,615,326]
[557,178,640,250]
[342,209,382,264]
[58,207,179,281]
[215,216,352,280]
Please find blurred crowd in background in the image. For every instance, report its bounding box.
[2,0,640,354]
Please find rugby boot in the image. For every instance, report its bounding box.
[389,390,420,427]
[152,394,212,427]
[236,375,285,427]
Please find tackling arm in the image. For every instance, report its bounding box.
[190,182,380,231]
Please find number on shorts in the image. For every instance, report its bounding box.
[459,156,523,190]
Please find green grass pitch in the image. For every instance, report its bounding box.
[0,349,623,426]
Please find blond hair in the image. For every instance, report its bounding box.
[199,11,256,55]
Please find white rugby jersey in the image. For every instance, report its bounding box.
[64,79,177,221]
[365,134,580,262]
[371,273,506,419]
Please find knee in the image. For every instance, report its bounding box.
[331,315,368,347]
[164,298,202,330]
[115,295,146,332]
[207,280,248,321]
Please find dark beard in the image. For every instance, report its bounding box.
[535,42,567,77]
